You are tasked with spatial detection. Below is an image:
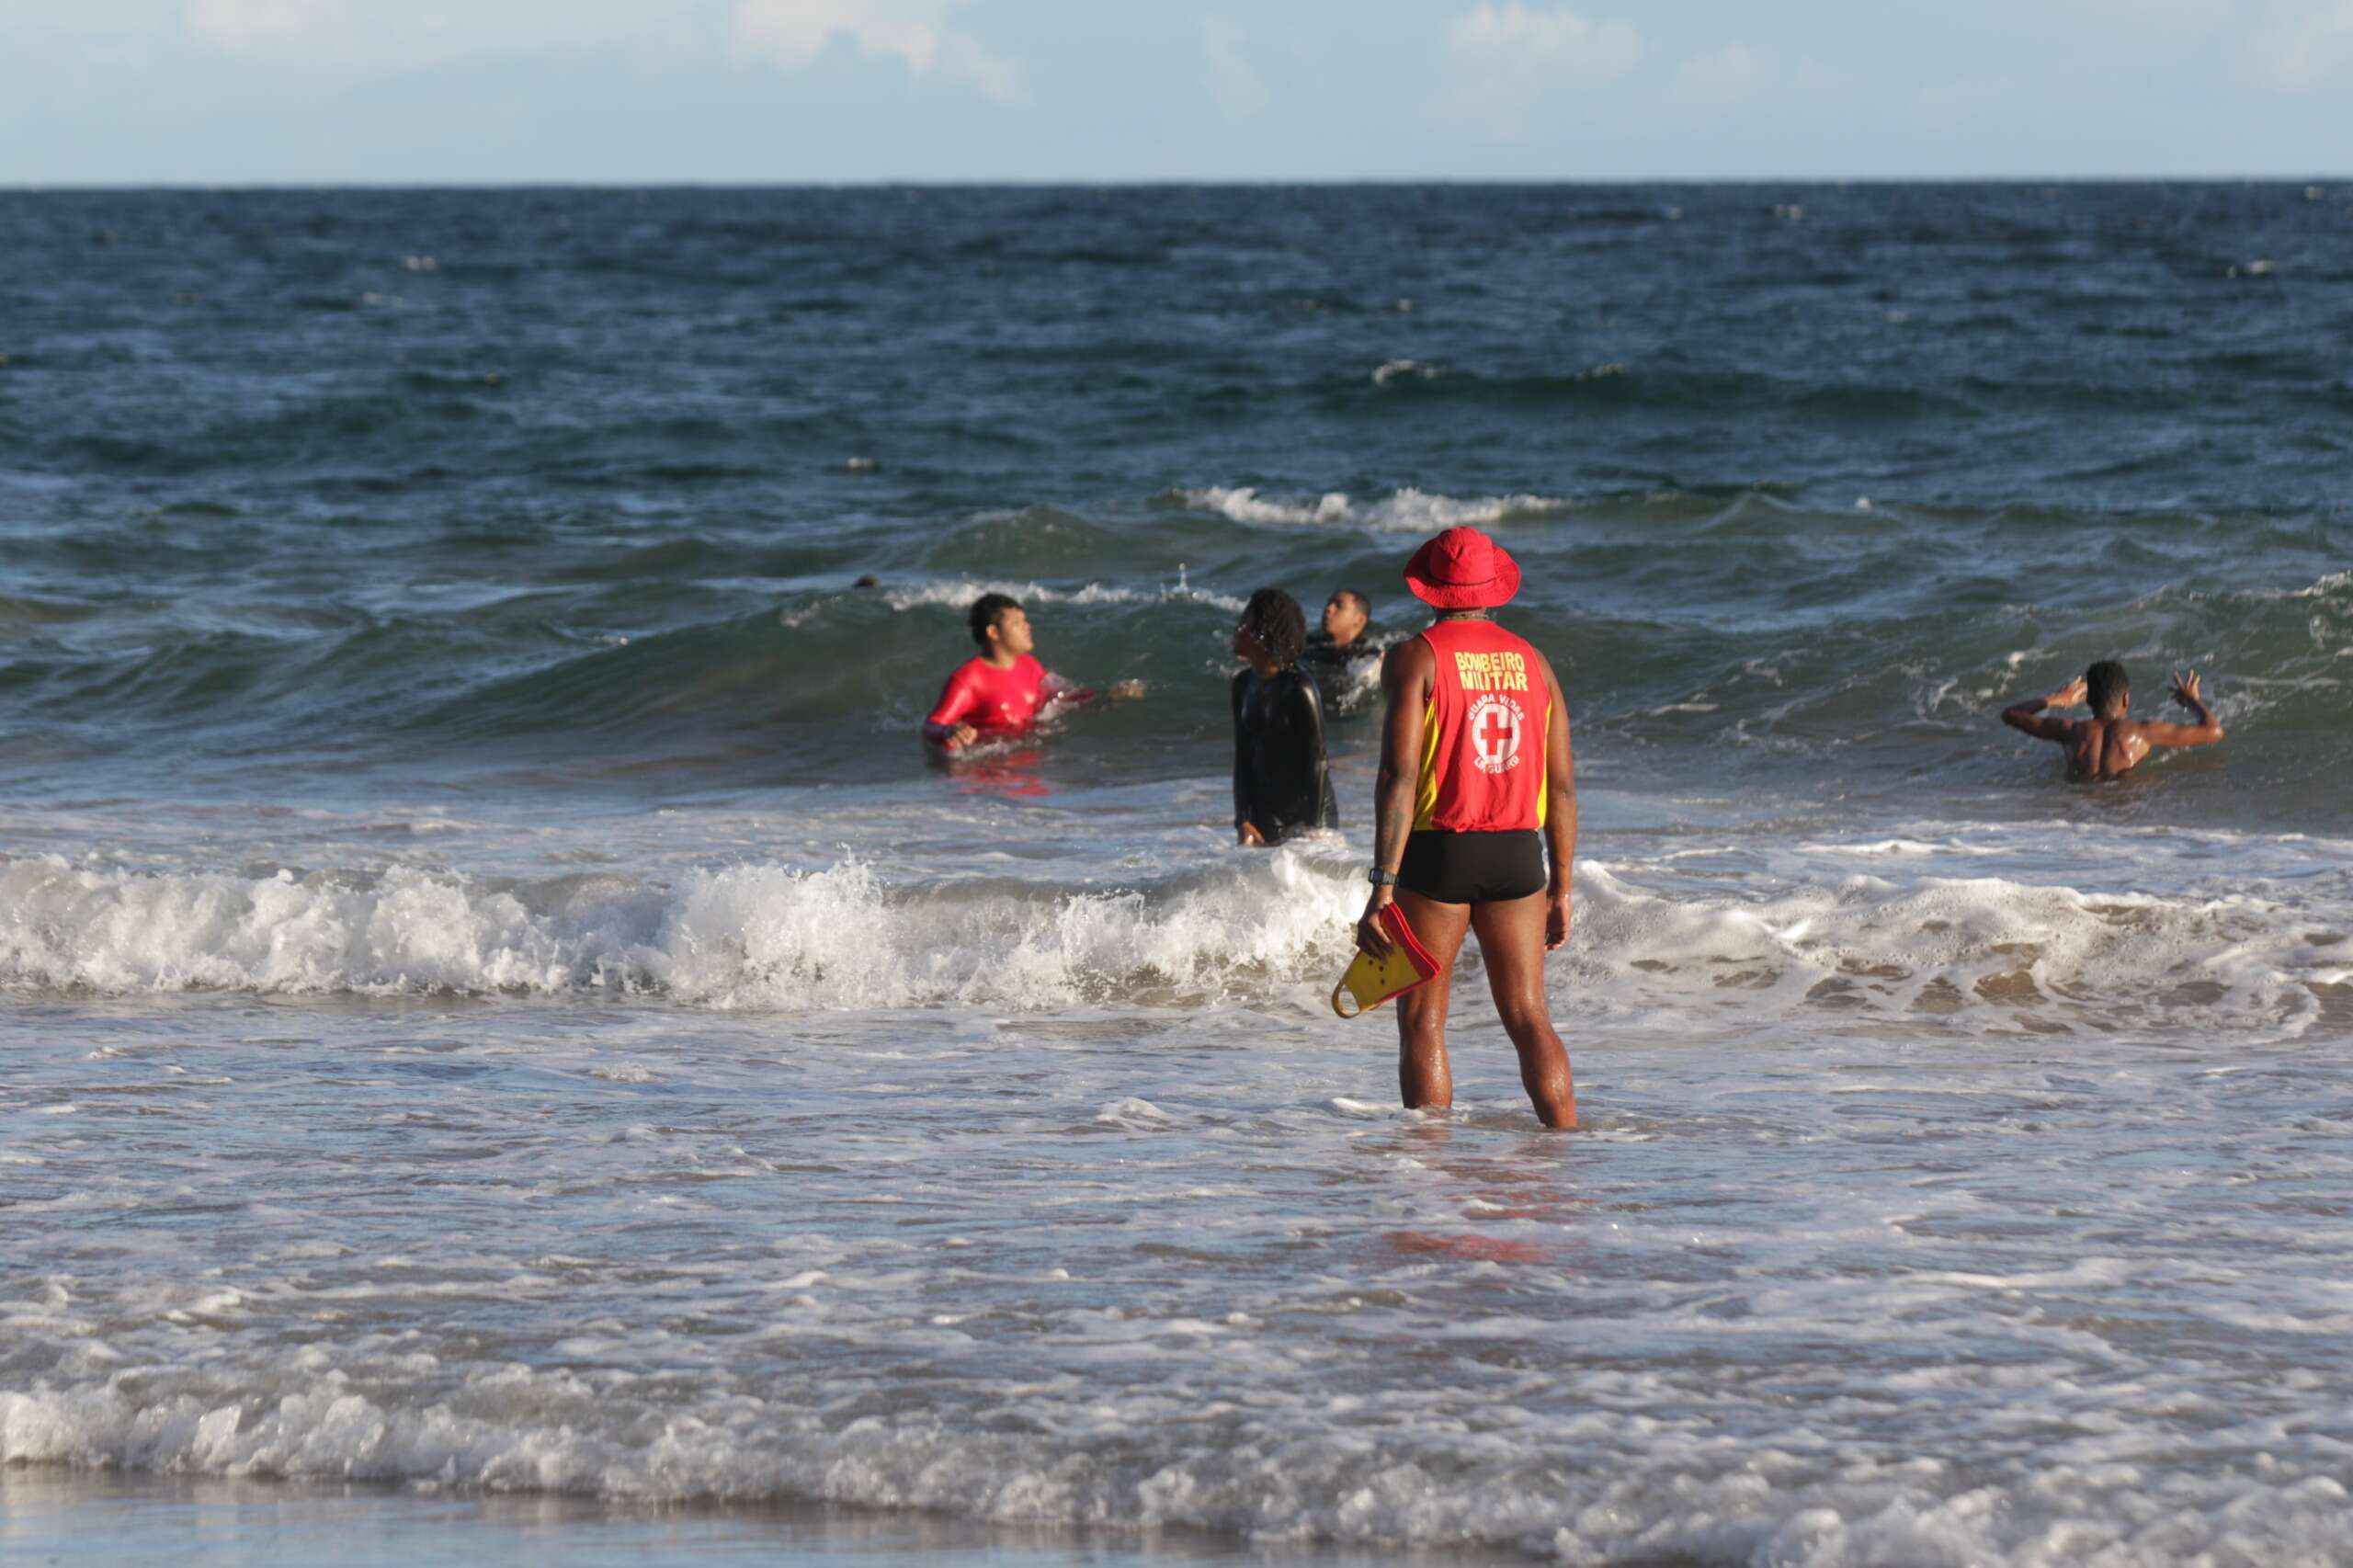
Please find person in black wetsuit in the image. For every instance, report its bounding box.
[1232,588,1339,846]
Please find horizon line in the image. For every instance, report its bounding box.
[4,174,2351,194]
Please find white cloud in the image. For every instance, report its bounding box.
[2258,0,2353,87]
[729,0,1026,104]
[934,31,1025,104]
[1444,2,1640,82]
[1670,42,1767,106]
[185,0,349,56]
[1202,17,1267,120]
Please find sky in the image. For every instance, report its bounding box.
[4,0,2351,183]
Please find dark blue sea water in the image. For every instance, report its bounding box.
[4,184,2347,812]
[6,186,2353,1566]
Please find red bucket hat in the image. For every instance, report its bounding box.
[1403,526,1521,610]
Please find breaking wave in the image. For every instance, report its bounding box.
[1173,486,1572,532]
[873,574,1245,615]
[5,846,2344,1034]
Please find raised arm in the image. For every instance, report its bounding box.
[2138,668,2224,749]
[1537,652,1577,952]
[2002,674,2086,744]
[1356,637,1432,959]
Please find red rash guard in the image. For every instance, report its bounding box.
[925,654,1083,744]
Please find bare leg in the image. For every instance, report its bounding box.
[1392,889,1471,1112]
[1470,892,1577,1129]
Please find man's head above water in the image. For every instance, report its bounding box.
[1322,589,1370,647]
[2084,660,2130,719]
[968,593,1035,660]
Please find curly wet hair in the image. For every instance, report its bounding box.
[1239,587,1307,667]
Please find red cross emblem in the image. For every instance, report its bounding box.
[1466,694,1523,774]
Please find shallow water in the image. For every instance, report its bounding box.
[6,184,2353,1564]
[0,1470,1497,1567]
[10,993,2353,1562]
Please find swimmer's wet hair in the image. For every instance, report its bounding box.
[969,592,1021,648]
[1242,587,1307,667]
[1334,588,1370,619]
[2086,660,2129,716]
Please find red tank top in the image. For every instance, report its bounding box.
[1412,619,1552,833]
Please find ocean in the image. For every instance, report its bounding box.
[4,183,2351,1565]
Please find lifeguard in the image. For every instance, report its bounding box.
[1352,527,1578,1129]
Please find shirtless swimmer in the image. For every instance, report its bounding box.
[2000,660,2222,780]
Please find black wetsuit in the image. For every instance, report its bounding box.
[1232,665,1338,843]
[1302,631,1381,708]
[1302,631,1379,673]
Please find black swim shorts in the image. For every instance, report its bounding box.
[1397,829,1548,904]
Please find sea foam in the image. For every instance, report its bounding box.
[3,849,2342,1033]
[878,575,1245,614]
[1176,486,1571,532]
[6,1351,2353,1565]
[0,854,1357,1011]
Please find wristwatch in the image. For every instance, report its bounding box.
[1367,867,1398,887]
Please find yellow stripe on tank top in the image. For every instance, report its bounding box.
[1534,702,1550,827]
[1412,693,1441,831]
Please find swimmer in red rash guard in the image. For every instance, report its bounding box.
[922,593,1144,751]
